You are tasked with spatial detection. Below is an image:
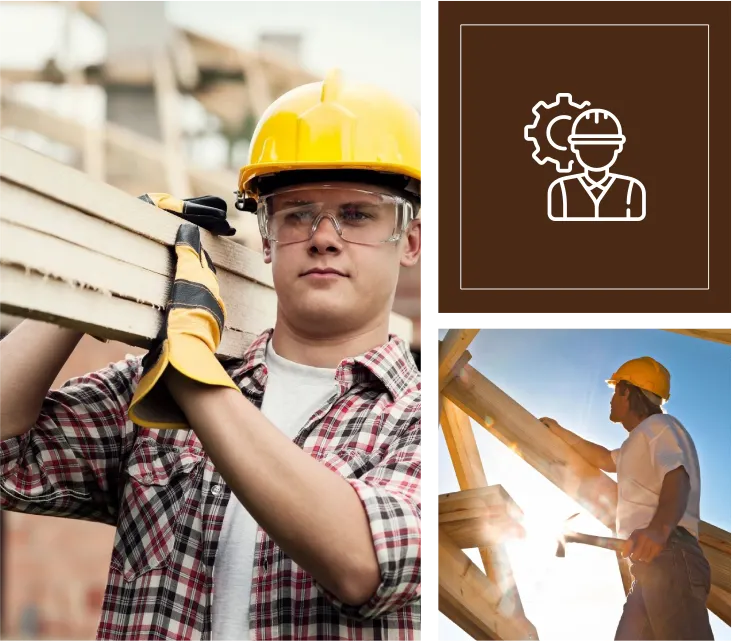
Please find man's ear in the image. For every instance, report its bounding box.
[400,219,421,268]
[262,238,272,264]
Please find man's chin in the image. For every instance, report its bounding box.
[290,293,355,324]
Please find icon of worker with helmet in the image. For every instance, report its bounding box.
[548,108,646,221]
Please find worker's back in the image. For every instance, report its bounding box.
[613,413,702,540]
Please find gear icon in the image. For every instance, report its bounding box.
[524,93,591,173]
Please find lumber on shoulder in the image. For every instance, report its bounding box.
[440,531,539,641]
[443,364,731,624]
[0,140,412,354]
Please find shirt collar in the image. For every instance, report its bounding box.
[224,329,419,401]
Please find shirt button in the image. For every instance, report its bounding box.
[210,484,221,496]
[143,474,153,483]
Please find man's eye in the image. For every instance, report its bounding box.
[340,207,371,221]
[284,207,315,221]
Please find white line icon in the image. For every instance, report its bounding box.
[525,94,646,221]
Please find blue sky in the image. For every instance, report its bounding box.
[439,329,730,640]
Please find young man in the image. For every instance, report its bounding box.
[540,356,713,640]
[0,71,421,640]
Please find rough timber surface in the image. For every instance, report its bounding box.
[0,140,412,353]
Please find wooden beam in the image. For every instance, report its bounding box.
[664,329,731,346]
[444,349,473,390]
[445,368,620,530]
[439,330,479,391]
[439,531,539,641]
[440,399,525,619]
[441,399,488,491]
[439,486,525,549]
[443,364,731,624]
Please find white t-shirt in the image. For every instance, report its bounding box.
[211,341,338,640]
[611,413,701,540]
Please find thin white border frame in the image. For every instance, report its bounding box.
[459,24,710,291]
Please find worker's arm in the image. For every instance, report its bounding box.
[164,368,420,612]
[0,319,139,523]
[539,417,616,472]
[648,466,691,538]
[0,319,84,440]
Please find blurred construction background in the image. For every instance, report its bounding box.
[0,2,420,637]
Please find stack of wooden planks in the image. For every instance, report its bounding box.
[0,139,412,356]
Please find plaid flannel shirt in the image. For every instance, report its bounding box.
[1,329,421,640]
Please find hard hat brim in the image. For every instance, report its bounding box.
[239,161,421,195]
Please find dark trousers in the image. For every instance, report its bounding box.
[615,527,714,640]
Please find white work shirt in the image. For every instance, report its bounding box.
[211,340,338,640]
[611,413,701,540]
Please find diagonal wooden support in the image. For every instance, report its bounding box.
[443,364,731,624]
[439,486,525,549]
[440,399,525,621]
[440,530,538,641]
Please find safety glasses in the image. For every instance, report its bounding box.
[256,186,415,246]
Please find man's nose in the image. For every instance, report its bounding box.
[308,214,343,254]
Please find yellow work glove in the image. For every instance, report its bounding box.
[138,193,237,236]
[128,223,239,429]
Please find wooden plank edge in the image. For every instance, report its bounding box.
[0,264,252,358]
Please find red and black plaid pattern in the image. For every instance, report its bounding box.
[1,329,421,640]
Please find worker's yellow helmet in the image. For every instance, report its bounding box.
[606,357,671,402]
[238,69,420,200]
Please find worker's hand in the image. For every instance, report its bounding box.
[539,417,562,433]
[622,526,668,564]
[128,223,239,429]
[138,193,237,236]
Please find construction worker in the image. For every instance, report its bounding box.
[540,357,713,640]
[548,109,646,220]
[0,70,421,640]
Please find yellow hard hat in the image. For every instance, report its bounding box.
[238,69,420,199]
[606,356,671,401]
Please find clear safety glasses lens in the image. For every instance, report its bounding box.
[257,187,412,245]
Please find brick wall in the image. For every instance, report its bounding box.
[3,334,144,639]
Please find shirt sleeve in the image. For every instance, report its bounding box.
[319,415,420,620]
[649,426,687,480]
[0,355,142,524]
